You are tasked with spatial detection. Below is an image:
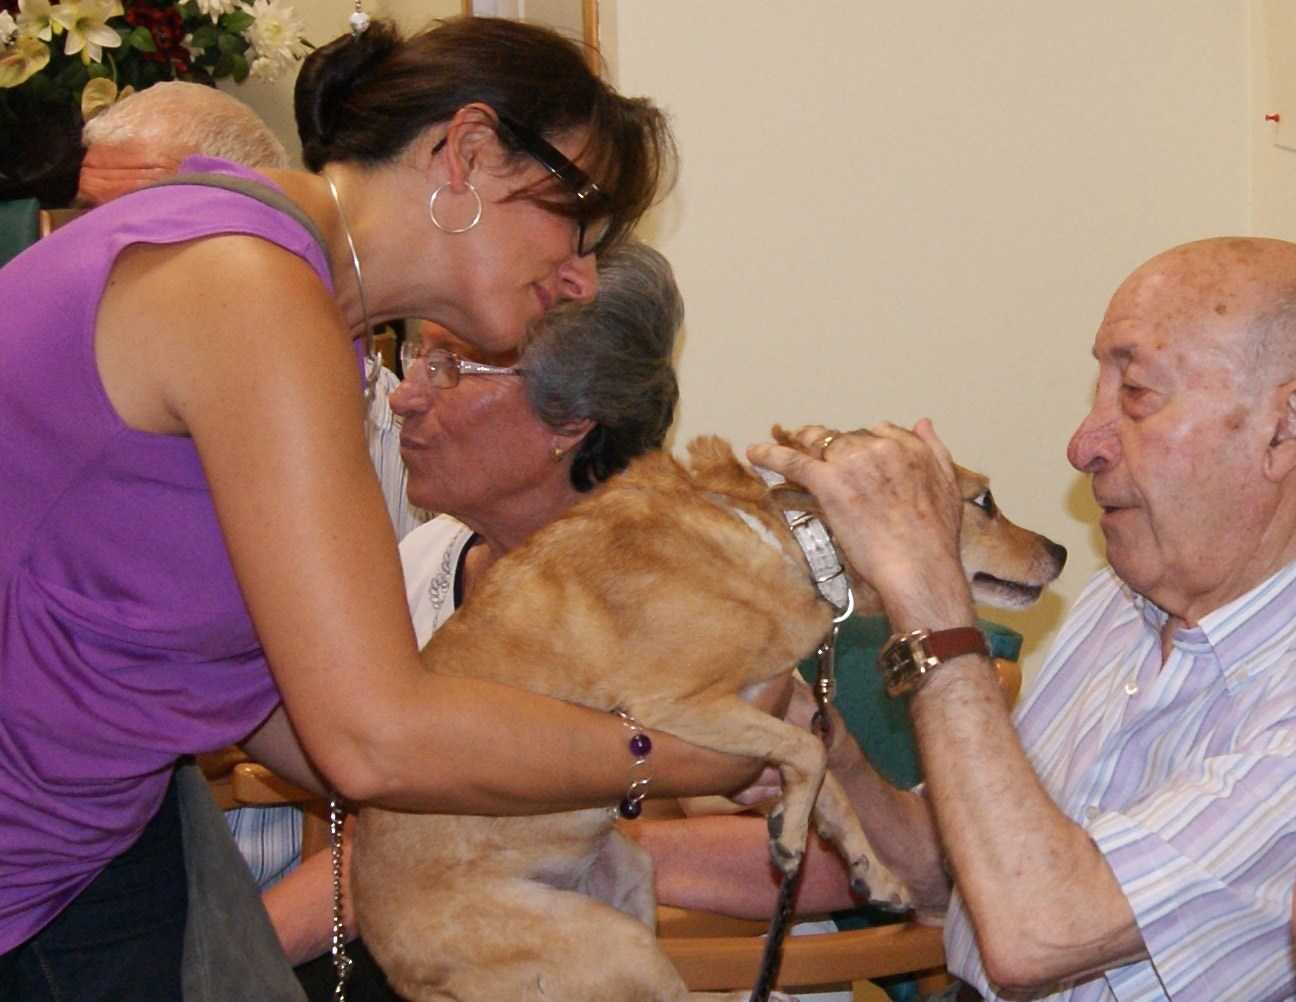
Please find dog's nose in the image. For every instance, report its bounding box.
[1046,540,1068,569]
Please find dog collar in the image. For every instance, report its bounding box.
[753,467,854,619]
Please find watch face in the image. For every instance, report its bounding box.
[879,631,928,697]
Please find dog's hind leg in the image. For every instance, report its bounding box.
[811,770,911,911]
[580,827,657,927]
[634,695,827,879]
[371,877,709,1002]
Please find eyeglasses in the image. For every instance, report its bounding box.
[433,113,613,257]
[400,342,521,388]
[495,114,613,257]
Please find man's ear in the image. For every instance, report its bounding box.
[1264,383,1296,482]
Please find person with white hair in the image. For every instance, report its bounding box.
[77,80,290,203]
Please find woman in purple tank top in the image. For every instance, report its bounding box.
[0,16,771,1001]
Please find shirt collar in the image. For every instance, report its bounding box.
[1129,559,1296,691]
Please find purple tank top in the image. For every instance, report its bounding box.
[0,157,336,950]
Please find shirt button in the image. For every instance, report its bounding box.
[1085,806,1100,820]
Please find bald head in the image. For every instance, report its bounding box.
[78,82,288,206]
[1119,237,1296,383]
[1068,236,1296,621]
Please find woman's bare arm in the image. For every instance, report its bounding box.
[95,236,763,814]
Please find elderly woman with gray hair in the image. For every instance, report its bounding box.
[280,240,684,1001]
[396,239,683,639]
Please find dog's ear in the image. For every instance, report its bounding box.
[767,481,822,514]
[769,424,816,454]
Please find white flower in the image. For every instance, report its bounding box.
[194,0,238,24]
[181,31,204,62]
[244,0,305,81]
[0,11,18,47]
[16,0,56,42]
[248,53,277,81]
[51,0,124,65]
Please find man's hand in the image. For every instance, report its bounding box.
[749,420,974,631]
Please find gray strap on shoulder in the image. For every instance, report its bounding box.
[143,172,329,262]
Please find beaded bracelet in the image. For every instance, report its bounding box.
[611,707,652,819]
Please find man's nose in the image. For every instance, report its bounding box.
[1066,409,1119,473]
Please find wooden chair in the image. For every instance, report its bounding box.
[197,750,332,858]
[38,206,84,237]
[654,618,1023,999]
[659,910,945,1000]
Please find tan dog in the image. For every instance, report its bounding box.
[352,433,1066,1002]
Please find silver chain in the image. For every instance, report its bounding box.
[329,796,353,1001]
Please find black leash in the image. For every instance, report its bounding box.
[748,622,842,1002]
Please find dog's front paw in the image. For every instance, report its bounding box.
[848,853,911,912]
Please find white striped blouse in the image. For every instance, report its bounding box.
[945,563,1296,1001]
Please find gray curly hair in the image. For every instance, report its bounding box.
[522,242,684,491]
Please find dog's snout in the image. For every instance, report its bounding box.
[1045,540,1068,570]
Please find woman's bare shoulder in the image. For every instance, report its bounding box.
[96,233,344,434]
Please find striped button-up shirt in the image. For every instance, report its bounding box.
[945,564,1296,1001]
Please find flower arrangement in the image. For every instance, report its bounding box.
[0,0,309,127]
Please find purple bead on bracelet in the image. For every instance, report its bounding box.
[612,708,652,820]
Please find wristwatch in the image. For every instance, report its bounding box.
[878,626,988,697]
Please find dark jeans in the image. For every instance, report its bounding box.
[0,778,187,1002]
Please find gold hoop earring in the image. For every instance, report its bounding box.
[552,447,565,463]
[429,182,483,234]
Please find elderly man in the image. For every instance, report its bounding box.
[77,80,289,205]
[745,237,1296,1001]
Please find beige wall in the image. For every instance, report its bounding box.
[216,2,1296,682]
[608,1,1261,681]
[217,0,462,166]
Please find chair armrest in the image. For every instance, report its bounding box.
[230,762,317,806]
[656,905,768,938]
[659,921,945,991]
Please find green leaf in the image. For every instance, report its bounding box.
[230,51,249,83]
[220,10,254,34]
[86,62,111,80]
[55,61,88,89]
[179,1,201,18]
[216,31,241,55]
[190,25,219,50]
[213,52,234,78]
[128,26,157,53]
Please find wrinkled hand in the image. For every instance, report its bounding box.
[749,419,973,630]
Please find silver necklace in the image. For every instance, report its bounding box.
[324,171,379,403]
[323,173,369,1002]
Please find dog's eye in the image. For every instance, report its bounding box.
[969,489,997,516]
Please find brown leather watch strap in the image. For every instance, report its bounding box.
[924,626,989,662]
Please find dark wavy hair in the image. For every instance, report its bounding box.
[521,242,683,491]
[295,17,676,250]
